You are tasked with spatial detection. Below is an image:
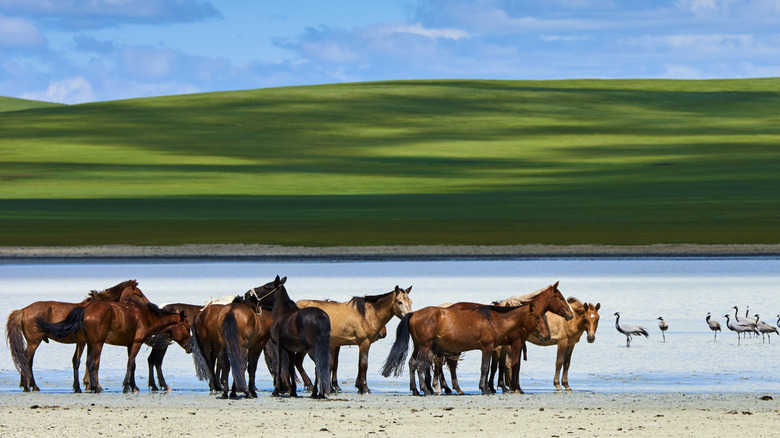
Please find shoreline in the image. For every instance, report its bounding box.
[2,243,780,262]
[0,391,777,437]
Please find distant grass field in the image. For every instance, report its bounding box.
[1,79,779,246]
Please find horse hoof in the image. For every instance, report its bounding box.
[150,386,159,392]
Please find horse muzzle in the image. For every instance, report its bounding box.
[587,334,596,343]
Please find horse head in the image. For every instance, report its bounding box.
[118,283,151,304]
[392,285,413,318]
[527,302,551,342]
[546,281,574,321]
[582,302,601,343]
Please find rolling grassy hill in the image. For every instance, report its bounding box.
[1,79,778,246]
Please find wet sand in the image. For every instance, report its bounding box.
[0,391,777,437]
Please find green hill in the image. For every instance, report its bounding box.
[0,96,62,113]
[1,79,778,246]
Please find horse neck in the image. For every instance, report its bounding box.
[272,287,297,317]
[366,293,397,326]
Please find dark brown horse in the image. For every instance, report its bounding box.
[382,281,573,395]
[146,303,201,391]
[5,280,149,392]
[295,285,412,393]
[189,280,277,396]
[35,299,187,393]
[268,275,332,399]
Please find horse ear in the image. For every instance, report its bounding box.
[394,285,401,294]
[594,302,601,311]
[552,281,559,288]
[405,285,412,294]
[280,276,287,284]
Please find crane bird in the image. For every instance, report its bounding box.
[723,314,758,345]
[657,317,669,342]
[754,314,779,344]
[614,312,648,347]
[706,312,721,341]
[733,306,757,336]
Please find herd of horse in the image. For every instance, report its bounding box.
[5,276,602,398]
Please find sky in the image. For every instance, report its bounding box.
[2,0,780,104]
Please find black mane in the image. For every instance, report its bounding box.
[349,290,394,316]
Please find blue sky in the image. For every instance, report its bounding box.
[2,0,780,104]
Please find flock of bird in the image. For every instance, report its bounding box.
[613,306,780,347]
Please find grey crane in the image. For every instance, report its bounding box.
[657,317,668,342]
[723,314,758,345]
[754,314,779,344]
[706,312,721,341]
[614,312,649,347]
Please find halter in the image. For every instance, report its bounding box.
[252,283,282,302]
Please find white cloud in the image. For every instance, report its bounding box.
[0,15,45,49]
[382,23,469,41]
[21,76,95,104]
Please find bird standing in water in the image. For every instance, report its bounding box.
[657,317,668,342]
[706,312,721,341]
[614,312,649,347]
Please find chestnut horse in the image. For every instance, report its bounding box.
[35,300,187,393]
[146,303,202,391]
[496,297,601,391]
[5,280,149,392]
[268,276,332,399]
[295,285,412,393]
[190,282,276,395]
[382,281,573,395]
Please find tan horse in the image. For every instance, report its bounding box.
[296,285,412,393]
[496,297,600,391]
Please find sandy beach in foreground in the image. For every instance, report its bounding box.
[0,391,777,437]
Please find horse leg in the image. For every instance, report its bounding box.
[147,348,159,391]
[286,350,298,398]
[509,342,524,394]
[478,347,493,395]
[331,346,342,393]
[86,343,104,393]
[488,349,499,394]
[294,351,313,391]
[408,346,420,396]
[220,349,231,399]
[553,343,566,391]
[561,345,575,391]
[155,345,171,391]
[123,343,142,393]
[24,340,42,392]
[71,342,85,393]
[446,357,463,395]
[416,346,433,396]
[356,343,370,394]
[247,348,262,398]
[497,347,510,393]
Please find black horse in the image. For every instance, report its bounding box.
[267,275,332,399]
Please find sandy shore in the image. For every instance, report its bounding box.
[2,244,780,261]
[0,391,777,437]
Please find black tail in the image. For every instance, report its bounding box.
[189,319,212,383]
[35,307,85,340]
[381,313,412,378]
[222,312,248,394]
[314,314,331,398]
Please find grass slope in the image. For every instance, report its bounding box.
[1,79,779,246]
[0,96,62,113]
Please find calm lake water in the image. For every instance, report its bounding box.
[1,258,778,394]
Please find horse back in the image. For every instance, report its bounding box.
[297,299,374,345]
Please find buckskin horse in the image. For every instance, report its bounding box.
[295,285,412,393]
[382,281,573,395]
[5,280,149,392]
[35,299,187,393]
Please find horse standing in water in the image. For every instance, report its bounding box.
[268,276,332,399]
[146,303,202,391]
[35,300,187,393]
[382,281,573,395]
[495,297,601,392]
[295,285,413,393]
[189,282,276,395]
[5,280,149,392]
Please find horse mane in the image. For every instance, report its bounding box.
[204,295,237,306]
[474,304,522,318]
[349,290,394,316]
[567,296,583,308]
[87,279,138,302]
[495,286,550,307]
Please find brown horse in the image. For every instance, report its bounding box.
[295,285,412,393]
[268,276,332,399]
[189,280,277,396]
[382,281,573,395]
[5,280,149,392]
[496,297,601,391]
[35,299,187,393]
[146,303,202,391]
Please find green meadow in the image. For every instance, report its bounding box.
[1,79,779,246]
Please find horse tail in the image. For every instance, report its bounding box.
[314,314,331,397]
[381,312,412,378]
[35,307,85,340]
[222,312,248,394]
[6,310,32,384]
[189,320,212,382]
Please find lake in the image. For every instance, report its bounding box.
[1,257,778,394]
